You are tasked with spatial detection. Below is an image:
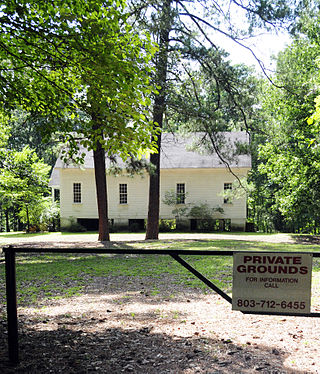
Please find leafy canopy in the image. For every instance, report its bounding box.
[0,146,50,206]
[0,0,158,160]
[252,25,320,232]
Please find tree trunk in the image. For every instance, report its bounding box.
[93,139,110,241]
[145,0,172,240]
[26,205,30,233]
[5,209,10,232]
[145,132,162,239]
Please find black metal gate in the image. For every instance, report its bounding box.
[3,245,320,365]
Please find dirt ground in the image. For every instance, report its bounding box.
[0,233,319,373]
[0,232,297,246]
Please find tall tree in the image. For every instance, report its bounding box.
[251,20,320,232]
[130,0,300,239]
[145,1,173,239]
[0,113,11,231]
[0,0,157,240]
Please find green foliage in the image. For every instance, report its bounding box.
[188,203,223,219]
[162,190,224,231]
[7,110,60,167]
[18,198,60,232]
[0,0,159,239]
[0,146,51,231]
[0,113,10,149]
[249,21,320,233]
[0,146,50,200]
[188,203,224,232]
[162,190,190,219]
[159,219,176,232]
[168,53,259,136]
[1,0,158,159]
[308,95,320,143]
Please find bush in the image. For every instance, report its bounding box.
[62,218,86,232]
[159,219,176,232]
[197,219,216,232]
[28,225,41,233]
[188,203,223,220]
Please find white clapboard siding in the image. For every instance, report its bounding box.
[59,167,249,222]
[107,173,149,219]
[160,168,248,219]
[60,169,97,220]
[50,132,252,229]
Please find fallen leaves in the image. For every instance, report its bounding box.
[0,271,319,373]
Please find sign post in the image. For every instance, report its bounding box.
[232,252,312,314]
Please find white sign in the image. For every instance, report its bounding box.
[232,252,312,313]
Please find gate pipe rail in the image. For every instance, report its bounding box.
[2,245,320,365]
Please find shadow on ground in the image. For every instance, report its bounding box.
[291,235,320,245]
[0,239,319,373]
[0,315,303,374]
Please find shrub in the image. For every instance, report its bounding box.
[159,219,176,232]
[62,217,86,232]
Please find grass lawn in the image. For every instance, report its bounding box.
[0,232,320,312]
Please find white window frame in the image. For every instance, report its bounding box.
[176,183,186,204]
[224,182,232,204]
[54,188,60,202]
[73,182,82,204]
[119,183,128,204]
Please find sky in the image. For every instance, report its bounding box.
[223,31,292,72]
[190,1,293,74]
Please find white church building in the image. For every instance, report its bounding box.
[49,132,251,232]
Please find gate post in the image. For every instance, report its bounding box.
[5,246,19,364]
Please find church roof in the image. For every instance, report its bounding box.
[49,132,251,187]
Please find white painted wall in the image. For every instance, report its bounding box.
[60,168,97,226]
[108,173,149,219]
[59,166,249,229]
[159,169,248,220]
